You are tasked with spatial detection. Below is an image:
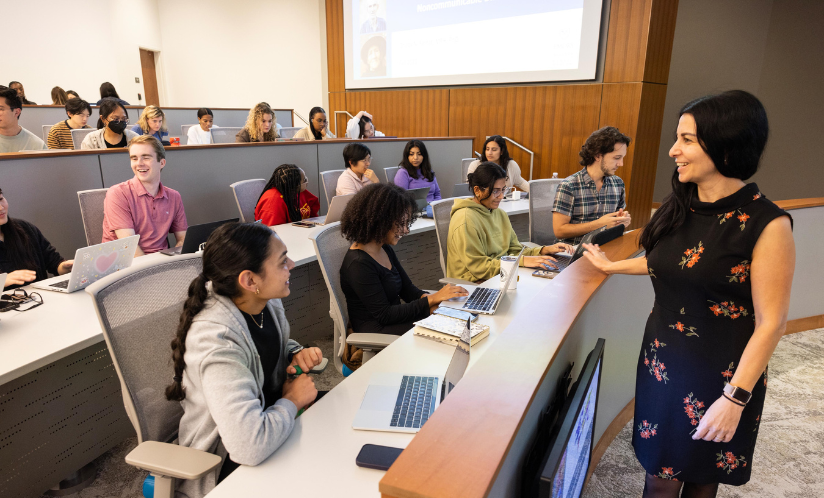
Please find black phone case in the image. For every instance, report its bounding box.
[355,444,403,471]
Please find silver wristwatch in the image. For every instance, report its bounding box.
[723,383,752,405]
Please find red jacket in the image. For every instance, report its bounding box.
[255,188,320,226]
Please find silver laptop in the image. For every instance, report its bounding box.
[459,247,525,314]
[33,236,140,293]
[353,322,471,433]
[407,187,430,213]
[304,193,355,226]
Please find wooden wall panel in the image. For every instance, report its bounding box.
[643,0,680,83]
[326,0,345,93]
[343,89,450,138]
[448,85,603,180]
[328,91,347,136]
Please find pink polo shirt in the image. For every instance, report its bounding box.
[102,177,188,253]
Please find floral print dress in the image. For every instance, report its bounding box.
[633,183,790,485]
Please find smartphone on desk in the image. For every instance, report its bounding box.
[356,444,403,471]
[291,221,317,228]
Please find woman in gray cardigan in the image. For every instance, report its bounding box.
[165,222,322,498]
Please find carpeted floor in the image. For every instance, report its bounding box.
[583,328,824,498]
[41,335,343,498]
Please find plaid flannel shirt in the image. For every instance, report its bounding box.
[552,168,626,244]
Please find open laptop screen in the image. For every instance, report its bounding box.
[442,321,471,400]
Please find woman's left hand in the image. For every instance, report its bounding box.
[57,260,74,275]
[541,243,574,256]
[364,169,379,183]
[692,396,745,442]
[288,347,323,375]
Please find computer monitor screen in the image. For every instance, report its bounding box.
[539,339,604,498]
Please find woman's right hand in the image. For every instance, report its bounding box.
[5,270,37,288]
[581,243,613,273]
[363,168,380,183]
[522,255,558,269]
[427,284,469,306]
[282,374,318,410]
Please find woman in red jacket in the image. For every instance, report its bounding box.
[255,164,320,226]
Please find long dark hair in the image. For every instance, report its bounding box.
[399,140,434,182]
[99,82,120,99]
[481,135,512,174]
[309,106,326,140]
[467,162,507,202]
[340,183,419,245]
[97,98,129,129]
[165,222,275,401]
[0,188,37,270]
[259,164,304,223]
[640,90,769,253]
[358,115,373,139]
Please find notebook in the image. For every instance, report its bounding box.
[414,314,489,347]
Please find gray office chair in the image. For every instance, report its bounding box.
[528,178,564,246]
[71,128,95,149]
[230,179,267,223]
[430,198,475,286]
[384,166,400,185]
[210,127,243,144]
[310,223,399,372]
[86,255,221,498]
[461,158,475,182]
[77,188,109,246]
[278,126,301,139]
[320,169,345,206]
[452,183,471,198]
[42,124,52,142]
[181,124,196,144]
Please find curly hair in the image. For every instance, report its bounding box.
[579,126,632,166]
[259,164,303,222]
[340,183,420,245]
[244,102,279,141]
[137,105,168,134]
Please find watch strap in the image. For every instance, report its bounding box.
[723,383,752,404]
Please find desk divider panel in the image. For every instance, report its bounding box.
[20,106,101,137]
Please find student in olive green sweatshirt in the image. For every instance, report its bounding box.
[447,162,573,282]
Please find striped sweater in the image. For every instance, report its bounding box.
[46,120,89,149]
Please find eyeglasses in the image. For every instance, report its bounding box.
[1,289,44,312]
[491,187,511,198]
[109,118,130,124]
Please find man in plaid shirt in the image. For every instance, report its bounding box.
[552,126,633,244]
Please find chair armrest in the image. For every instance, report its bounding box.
[438,277,476,286]
[347,333,400,349]
[522,241,541,249]
[125,441,222,480]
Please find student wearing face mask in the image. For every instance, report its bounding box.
[293,107,336,141]
[80,98,139,149]
[47,98,92,149]
[393,139,441,202]
[131,105,170,145]
[345,111,384,139]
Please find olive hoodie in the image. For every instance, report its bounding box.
[446,198,543,282]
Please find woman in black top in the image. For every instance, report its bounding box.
[339,183,467,337]
[0,188,73,288]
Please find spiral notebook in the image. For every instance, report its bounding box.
[414,314,489,347]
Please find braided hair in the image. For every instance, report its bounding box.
[165,222,275,401]
[259,164,304,223]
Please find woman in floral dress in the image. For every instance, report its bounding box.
[583,90,794,497]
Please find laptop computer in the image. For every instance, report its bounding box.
[160,218,238,255]
[352,320,472,433]
[303,193,356,226]
[452,183,471,198]
[407,187,430,213]
[32,235,140,293]
[542,225,625,273]
[458,247,525,315]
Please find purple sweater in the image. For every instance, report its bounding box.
[393,167,442,202]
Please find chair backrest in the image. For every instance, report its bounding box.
[320,169,345,206]
[452,183,471,198]
[77,188,109,246]
[86,254,203,444]
[230,179,267,223]
[431,198,455,278]
[210,127,243,144]
[71,128,95,149]
[384,166,400,185]
[461,158,475,182]
[309,223,351,373]
[528,178,564,245]
[181,124,196,144]
[42,124,51,142]
[279,126,301,139]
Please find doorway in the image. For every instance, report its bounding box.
[139,49,160,106]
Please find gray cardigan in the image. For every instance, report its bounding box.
[175,286,301,498]
[80,128,139,149]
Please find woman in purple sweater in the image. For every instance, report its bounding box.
[393,139,442,202]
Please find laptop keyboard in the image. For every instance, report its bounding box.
[390,376,437,429]
[50,280,70,289]
[462,287,500,312]
[548,255,573,271]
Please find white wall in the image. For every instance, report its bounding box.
[3,0,325,119]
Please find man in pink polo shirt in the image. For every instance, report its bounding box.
[102,135,187,255]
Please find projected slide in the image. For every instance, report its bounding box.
[343,0,603,89]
